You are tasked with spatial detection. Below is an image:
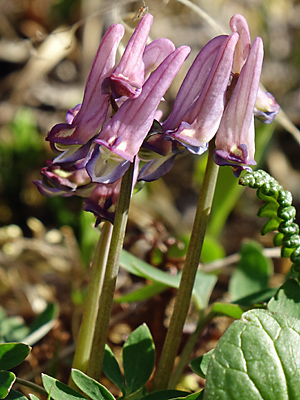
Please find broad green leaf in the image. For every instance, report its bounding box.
[29,303,58,334]
[143,390,191,400]
[0,343,31,370]
[114,282,167,303]
[29,395,40,400]
[229,240,273,302]
[71,369,115,400]
[210,303,244,319]
[201,235,225,263]
[123,324,155,394]
[0,308,30,343]
[204,309,300,400]
[0,370,15,398]
[193,272,217,311]
[42,374,87,400]
[6,390,29,399]
[103,345,126,394]
[232,287,277,306]
[268,278,300,319]
[190,349,214,379]
[173,391,204,400]
[120,250,216,309]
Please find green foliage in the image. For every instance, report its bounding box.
[239,170,300,276]
[143,390,191,400]
[103,324,155,397]
[204,309,300,399]
[123,324,155,395]
[0,370,15,399]
[0,343,30,370]
[0,303,58,346]
[119,250,217,310]
[229,240,273,302]
[189,349,214,379]
[268,278,300,319]
[42,374,87,399]
[71,369,115,400]
[5,390,29,400]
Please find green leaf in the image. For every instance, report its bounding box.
[204,309,300,400]
[143,390,191,400]
[190,349,214,379]
[103,345,126,394]
[6,390,29,400]
[229,240,273,302]
[114,282,167,304]
[29,395,40,400]
[0,308,30,343]
[29,303,58,334]
[193,272,217,311]
[232,287,277,306]
[268,278,300,319]
[0,343,31,370]
[0,370,15,398]
[71,369,115,400]
[42,374,87,400]
[120,250,216,310]
[123,324,155,394]
[210,303,244,319]
[201,235,225,263]
[173,391,204,400]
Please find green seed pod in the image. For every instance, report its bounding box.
[282,234,300,248]
[278,222,299,236]
[291,247,300,264]
[277,190,293,207]
[277,206,296,222]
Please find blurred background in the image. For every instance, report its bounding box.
[0,0,300,395]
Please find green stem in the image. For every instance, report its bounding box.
[69,221,113,387]
[152,142,219,391]
[169,311,215,388]
[86,162,135,380]
[15,377,48,396]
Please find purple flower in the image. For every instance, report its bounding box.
[214,37,264,176]
[162,33,238,154]
[102,14,153,99]
[89,45,190,166]
[47,23,124,150]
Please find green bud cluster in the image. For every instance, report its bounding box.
[239,170,300,274]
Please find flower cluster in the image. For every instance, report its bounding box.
[35,13,279,224]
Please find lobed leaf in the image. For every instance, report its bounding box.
[103,345,126,394]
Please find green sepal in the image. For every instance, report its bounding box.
[257,201,279,219]
[261,218,280,235]
[273,232,284,247]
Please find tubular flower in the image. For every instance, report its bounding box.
[162,33,238,154]
[36,13,190,224]
[88,45,190,178]
[102,14,153,99]
[214,37,264,176]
